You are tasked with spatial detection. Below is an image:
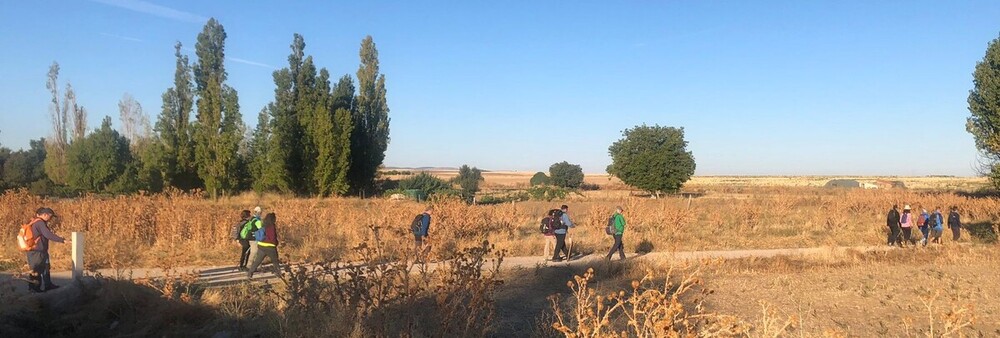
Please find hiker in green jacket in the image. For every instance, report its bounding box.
[605,206,627,261]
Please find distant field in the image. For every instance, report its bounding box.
[383,169,990,191]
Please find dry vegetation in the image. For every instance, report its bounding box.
[1,178,999,336]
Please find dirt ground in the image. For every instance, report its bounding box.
[492,245,1000,337]
[702,247,1000,336]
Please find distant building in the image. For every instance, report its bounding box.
[825,179,862,188]
[875,179,907,189]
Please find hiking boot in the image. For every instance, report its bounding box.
[44,285,60,292]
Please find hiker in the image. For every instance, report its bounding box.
[232,210,253,271]
[605,206,627,261]
[948,206,962,242]
[552,205,575,261]
[20,207,70,293]
[541,209,558,259]
[413,206,433,248]
[248,212,281,279]
[929,207,944,244]
[900,205,915,246]
[886,205,901,247]
[246,206,263,265]
[918,208,930,246]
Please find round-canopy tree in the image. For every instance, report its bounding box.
[607,124,695,197]
[549,161,584,188]
[968,33,1000,187]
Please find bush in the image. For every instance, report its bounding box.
[529,172,549,186]
[526,186,571,201]
[635,238,654,253]
[579,182,600,191]
[398,172,454,196]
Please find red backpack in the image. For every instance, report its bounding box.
[17,218,42,252]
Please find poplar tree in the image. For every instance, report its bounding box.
[192,18,242,198]
[154,42,200,190]
[348,36,390,195]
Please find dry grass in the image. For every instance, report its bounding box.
[2,185,999,273]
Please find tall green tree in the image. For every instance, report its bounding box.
[348,36,391,196]
[549,161,584,188]
[192,18,243,198]
[66,117,132,192]
[255,34,353,196]
[453,164,484,203]
[968,33,1000,187]
[154,42,200,190]
[607,125,695,197]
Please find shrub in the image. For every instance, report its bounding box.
[529,172,549,186]
[635,238,654,253]
[398,171,454,196]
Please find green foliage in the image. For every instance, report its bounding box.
[252,34,354,196]
[526,185,573,201]
[529,171,549,186]
[399,172,453,196]
[154,42,200,190]
[968,33,1000,188]
[66,117,132,192]
[192,18,243,198]
[452,164,484,203]
[348,36,391,195]
[548,161,584,188]
[2,139,47,188]
[607,124,695,196]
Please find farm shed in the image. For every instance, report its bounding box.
[825,179,862,188]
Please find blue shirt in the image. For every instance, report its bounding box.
[554,212,574,235]
[418,213,431,236]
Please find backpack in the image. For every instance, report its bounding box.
[605,215,615,235]
[540,216,556,235]
[240,217,259,240]
[548,209,564,230]
[254,225,267,243]
[410,214,424,234]
[232,219,249,240]
[17,218,42,252]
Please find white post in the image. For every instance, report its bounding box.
[71,232,84,280]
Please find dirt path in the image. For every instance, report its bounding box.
[0,244,893,292]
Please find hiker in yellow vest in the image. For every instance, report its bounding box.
[248,212,281,279]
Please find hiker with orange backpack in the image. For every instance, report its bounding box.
[18,207,70,293]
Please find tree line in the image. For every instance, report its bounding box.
[0,18,390,198]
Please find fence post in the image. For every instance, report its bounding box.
[71,232,84,280]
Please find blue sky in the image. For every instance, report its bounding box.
[1,1,998,175]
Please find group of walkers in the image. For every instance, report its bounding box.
[231,206,282,279]
[885,204,962,247]
[540,204,628,262]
